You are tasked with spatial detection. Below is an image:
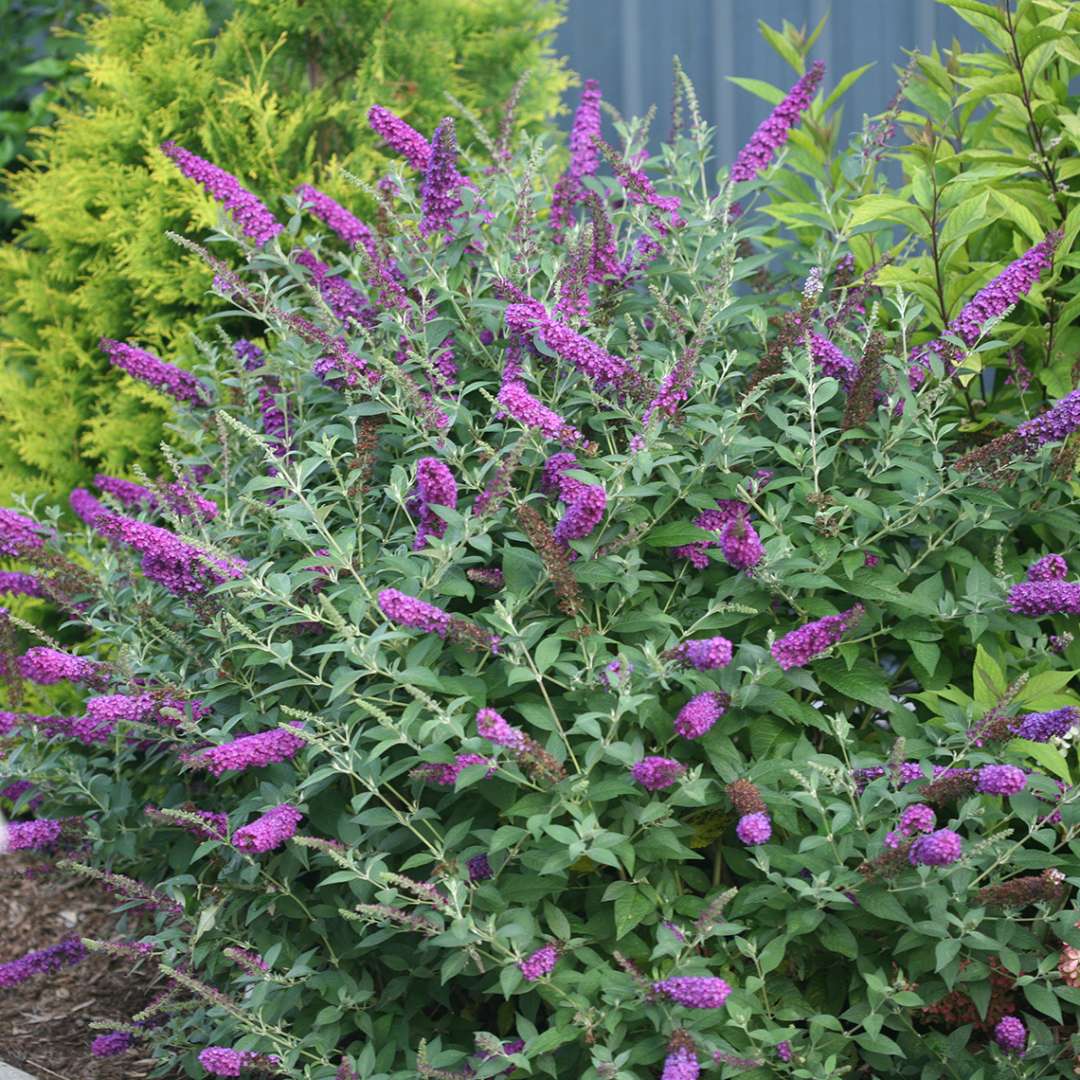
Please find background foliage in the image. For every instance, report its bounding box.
[0,0,569,507]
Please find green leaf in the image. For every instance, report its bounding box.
[815,659,895,712]
[858,888,911,924]
[646,521,718,547]
[1023,981,1063,1022]
[848,195,915,228]
[614,887,653,940]
[1008,738,1072,784]
[823,63,875,111]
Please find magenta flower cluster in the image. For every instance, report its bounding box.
[668,636,733,671]
[898,804,936,836]
[653,976,732,1009]
[671,501,749,569]
[4,817,63,851]
[161,140,282,246]
[910,233,1059,386]
[719,514,763,570]
[810,333,859,390]
[420,118,465,235]
[476,708,529,753]
[190,724,306,776]
[198,1047,280,1078]
[730,62,825,183]
[0,938,85,987]
[674,691,728,739]
[1010,706,1080,742]
[496,379,589,449]
[975,764,1027,795]
[93,511,244,596]
[414,754,493,786]
[295,183,377,257]
[736,812,772,846]
[631,756,686,791]
[550,79,602,239]
[17,646,104,687]
[504,300,632,389]
[908,828,963,867]
[70,692,203,744]
[518,944,558,981]
[233,804,303,853]
[0,570,43,598]
[99,337,211,406]
[367,105,432,171]
[378,588,452,637]
[409,458,458,549]
[771,604,864,670]
[1028,553,1068,581]
[661,1046,701,1080]
[994,1016,1027,1055]
[91,1032,134,1057]
[0,508,46,556]
[1006,577,1080,616]
[1013,387,1080,451]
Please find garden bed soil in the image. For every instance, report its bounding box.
[0,853,164,1080]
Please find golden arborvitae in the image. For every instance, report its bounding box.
[0,0,570,505]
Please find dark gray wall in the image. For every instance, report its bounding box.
[554,0,984,158]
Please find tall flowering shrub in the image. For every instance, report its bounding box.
[3,70,1080,1080]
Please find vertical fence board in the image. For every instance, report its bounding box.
[554,0,983,153]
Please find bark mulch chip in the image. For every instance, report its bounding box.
[0,853,171,1080]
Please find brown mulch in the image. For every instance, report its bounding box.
[0,852,169,1080]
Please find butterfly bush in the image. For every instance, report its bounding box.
[3,65,1080,1080]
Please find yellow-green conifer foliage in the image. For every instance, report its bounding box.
[0,0,568,504]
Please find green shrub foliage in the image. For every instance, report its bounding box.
[4,68,1080,1080]
[764,0,1080,414]
[0,0,568,506]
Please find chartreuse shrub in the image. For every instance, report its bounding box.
[0,0,568,507]
[761,0,1080,430]
[5,69,1080,1080]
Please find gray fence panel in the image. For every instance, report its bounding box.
[555,0,985,159]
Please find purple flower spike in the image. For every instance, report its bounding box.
[550,79,602,240]
[91,1031,134,1057]
[674,691,729,739]
[908,828,963,867]
[70,488,106,525]
[467,854,493,882]
[661,1046,701,1080]
[631,756,686,791]
[994,1016,1027,1055]
[731,62,825,183]
[0,938,85,987]
[17,647,105,687]
[910,233,1060,387]
[519,944,558,981]
[496,379,590,449]
[1006,579,1080,617]
[378,589,452,637]
[771,605,864,670]
[653,976,732,1009]
[0,571,44,598]
[409,458,458,549]
[719,515,763,570]
[420,117,465,236]
[975,764,1027,795]
[899,804,936,836]
[667,636,734,671]
[1010,707,1080,742]
[189,724,306,777]
[810,333,859,390]
[295,184,377,256]
[161,141,281,246]
[0,508,46,556]
[4,818,63,851]
[99,338,212,407]
[233,803,303,854]
[368,105,432,171]
[735,812,771,846]
[476,707,529,752]
[1029,553,1068,582]
[554,484,606,547]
